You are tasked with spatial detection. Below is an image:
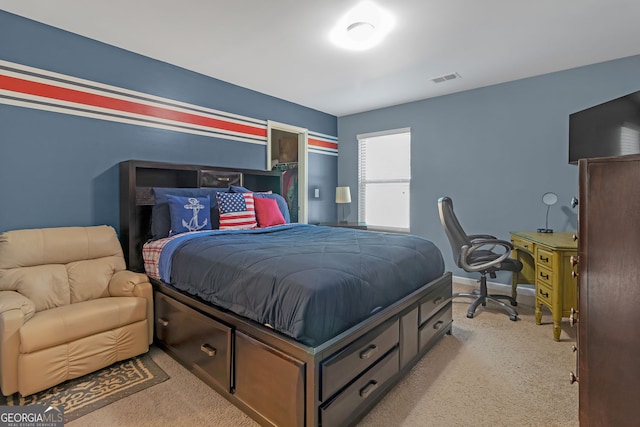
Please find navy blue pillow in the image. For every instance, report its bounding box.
[229,185,250,193]
[167,195,212,235]
[229,186,290,223]
[151,187,227,239]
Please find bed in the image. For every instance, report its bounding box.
[119,160,453,427]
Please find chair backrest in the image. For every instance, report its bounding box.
[437,197,471,269]
[0,225,126,312]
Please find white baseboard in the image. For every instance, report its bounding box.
[453,275,535,297]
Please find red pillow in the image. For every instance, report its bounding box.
[254,196,286,228]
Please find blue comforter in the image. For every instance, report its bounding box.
[162,224,445,346]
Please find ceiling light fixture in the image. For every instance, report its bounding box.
[329,1,395,51]
[347,22,376,43]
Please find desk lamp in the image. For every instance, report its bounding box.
[537,192,558,233]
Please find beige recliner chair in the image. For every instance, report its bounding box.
[0,225,153,396]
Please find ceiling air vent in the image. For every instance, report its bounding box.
[431,72,461,83]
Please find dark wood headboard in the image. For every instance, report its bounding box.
[119,160,282,272]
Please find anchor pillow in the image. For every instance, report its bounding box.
[167,194,212,236]
[152,187,228,239]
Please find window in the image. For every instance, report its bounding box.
[358,128,411,231]
[620,124,640,156]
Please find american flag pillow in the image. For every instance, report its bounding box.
[216,192,257,230]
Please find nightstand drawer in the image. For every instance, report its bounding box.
[536,281,553,306]
[536,247,555,269]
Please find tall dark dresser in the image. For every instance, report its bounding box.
[574,154,640,425]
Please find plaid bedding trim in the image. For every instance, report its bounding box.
[142,237,172,280]
[143,231,210,280]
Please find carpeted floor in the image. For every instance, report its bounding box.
[64,282,579,426]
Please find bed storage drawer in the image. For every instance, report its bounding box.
[321,347,400,427]
[235,331,305,427]
[419,279,452,324]
[419,304,453,351]
[155,293,232,392]
[321,319,399,401]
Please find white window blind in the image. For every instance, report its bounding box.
[621,124,640,156]
[358,129,411,230]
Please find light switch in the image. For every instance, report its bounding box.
[314,188,320,198]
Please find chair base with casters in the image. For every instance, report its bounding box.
[454,272,518,321]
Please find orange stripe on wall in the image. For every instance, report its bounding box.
[0,75,267,138]
[308,137,338,150]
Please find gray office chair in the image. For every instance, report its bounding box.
[438,196,522,321]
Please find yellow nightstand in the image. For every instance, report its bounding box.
[510,231,578,341]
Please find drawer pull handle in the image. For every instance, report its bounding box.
[433,320,444,330]
[359,345,378,360]
[359,380,378,398]
[158,318,169,327]
[569,371,579,384]
[433,296,444,305]
[539,289,549,298]
[569,307,578,326]
[200,344,217,357]
[539,272,549,280]
[539,255,549,262]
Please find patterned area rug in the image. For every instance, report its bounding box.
[0,353,169,423]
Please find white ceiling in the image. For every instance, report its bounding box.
[1,0,639,117]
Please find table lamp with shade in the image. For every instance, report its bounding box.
[335,186,351,223]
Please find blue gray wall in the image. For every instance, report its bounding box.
[0,11,338,232]
[3,10,639,285]
[338,54,640,283]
